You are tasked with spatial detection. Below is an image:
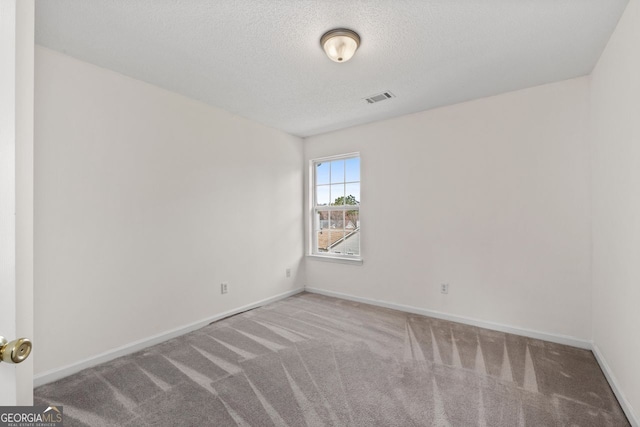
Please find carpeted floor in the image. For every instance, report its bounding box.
[35,292,629,426]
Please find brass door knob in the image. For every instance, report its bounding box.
[0,336,32,364]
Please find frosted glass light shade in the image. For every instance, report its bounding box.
[321,29,360,63]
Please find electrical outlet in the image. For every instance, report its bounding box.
[286,268,291,278]
[441,283,449,294]
[221,282,228,294]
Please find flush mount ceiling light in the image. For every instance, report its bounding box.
[320,29,360,63]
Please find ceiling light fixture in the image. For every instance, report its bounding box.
[320,29,360,63]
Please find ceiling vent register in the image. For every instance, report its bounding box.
[365,91,395,104]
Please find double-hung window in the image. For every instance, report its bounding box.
[311,154,360,259]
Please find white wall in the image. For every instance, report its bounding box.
[34,47,304,375]
[590,0,640,421]
[305,77,592,341]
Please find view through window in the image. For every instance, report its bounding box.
[312,154,360,258]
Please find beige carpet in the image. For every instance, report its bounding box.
[35,292,629,426]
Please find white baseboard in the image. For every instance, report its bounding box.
[592,343,639,427]
[304,287,591,349]
[34,287,304,388]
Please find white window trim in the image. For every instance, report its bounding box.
[307,254,364,265]
[307,152,362,263]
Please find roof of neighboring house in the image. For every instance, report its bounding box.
[317,228,359,251]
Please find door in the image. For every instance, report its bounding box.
[0,0,34,406]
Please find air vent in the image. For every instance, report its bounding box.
[365,91,395,104]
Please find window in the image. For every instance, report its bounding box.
[311,154,360,259]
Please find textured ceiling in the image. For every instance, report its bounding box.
[35,0,628,137]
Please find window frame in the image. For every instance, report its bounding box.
[308,152,362,262]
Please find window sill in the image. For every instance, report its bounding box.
[306,254,363,265]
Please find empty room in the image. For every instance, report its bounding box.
[1,0,639,425]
